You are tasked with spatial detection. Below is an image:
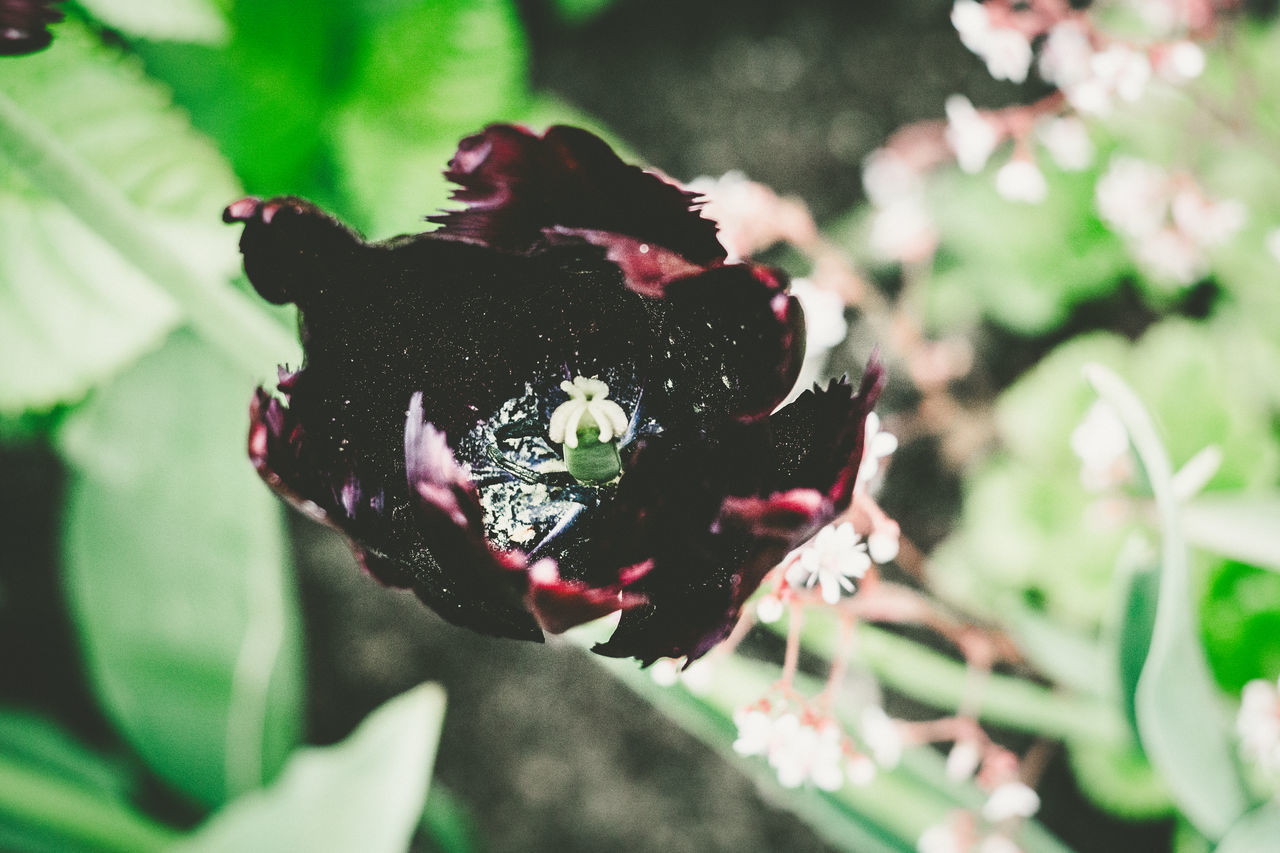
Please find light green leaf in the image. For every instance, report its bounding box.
[1213,803,1280,853]
[1086,363,1251,839]
[926,163,1130,335]
[1183,496,1280,573]
[57,330,304,807]
[176,683,447,853]
[1066,737,1173,820]
[78,0,229,45]
[332,0,531,237]
[0,23,247,416]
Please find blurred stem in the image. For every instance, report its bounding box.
[0,91,298,379]
[774,609,1127,746]
[0,757,178,853]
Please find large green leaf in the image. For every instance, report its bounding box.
[1184,495,1280,573]
[78,0,229,44]
[1087,364,1251,839]
[57,330,304,807]
[1213,804,1280,853]
[332,0,531,237]
[0,23,242,416]
[176,683,446,853]
[0,709,178,853]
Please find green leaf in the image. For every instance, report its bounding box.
[0,710,178,853]
[1066,737,1173,820]
[175,683,447,853]
[78,0,229,44]
[1184,495,1280,573]
[1213,803,1280,853]
[1116,548,1160,739]
[57,330,304,807]
[1086,363,1252,839]
[926,162,1130,335]
[332,0,531,237]
[1200,560,1280,694]
[0,23,244,416]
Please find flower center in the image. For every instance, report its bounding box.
[548,376,629,485]
[457,372,647,553]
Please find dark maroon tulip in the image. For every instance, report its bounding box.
[0,0,63,56]
[227,125,883,665]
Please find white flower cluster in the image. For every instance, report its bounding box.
[648,657,715,694]
[733,707,872,791]
[943,95,1093,205]
[1096,156,1246,284]
[862,148,938,264]
[951,1,1033,84]
[1238,676,1280,780]
[1037,18,1203,115]
[916,781,1040,853]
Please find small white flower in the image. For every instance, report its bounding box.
[1070,399,1132,491]
[1134,228,1204,285]
[1238,677,1280,776]
[863,148,926,205]
[650,658,680,687]
[767,714,847,791]
[786,522,871,604]
[1171,190,1246,248]
[980,27,1034,83]
[755,592,785,623]
[945,95,1000,174]
[790,278,848,351]
[1037,116,1094,172]
[995,158,1048,204]
[868,198,938,264]
[951,1,990,52]
[858,411,899,485]
[1094,45,1152,105]
[982,781,1041,821]
[1159,41,1206,81]
[867,529,901,564]
[847,753,877,786]
[860,705,903,769]
[1038,21,1093,88]
[918,821,965,853]
[946,739,982,781]
[1096,156,1169,239]
[733,707,777,757]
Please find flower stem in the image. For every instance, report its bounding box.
[0,90,298,380]
[0,756,179,853]
[772,608,1127,746]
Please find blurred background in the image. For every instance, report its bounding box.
[3,1,1280,851]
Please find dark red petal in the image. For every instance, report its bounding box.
[593,486,829,666]
[429,124,726,264]
[657,264,806,426]
[223,196,372,306]
[769,355,886,508]
[545,228,703,298]
[0,0,63,56]
[248,385,333,526]
[403,395,542,641]
[523,558,649,635]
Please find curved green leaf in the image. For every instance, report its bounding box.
[78,0,229,44]
[57,331,303,807]
[1184,495,1280,573]
[0,23,243,416]
[176,684,446,853]
[1213,803,1280,853]
[1086,363,1252,839]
